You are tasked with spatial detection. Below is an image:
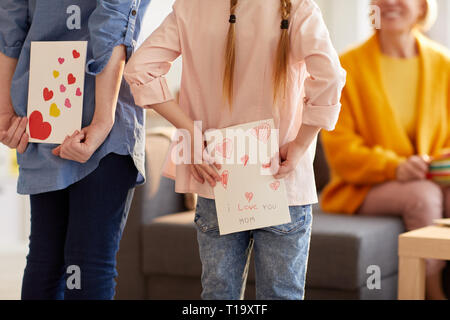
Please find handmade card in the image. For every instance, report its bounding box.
[27,41,87,144]
[205,119,291,235]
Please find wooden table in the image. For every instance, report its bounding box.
[398,225,450,299]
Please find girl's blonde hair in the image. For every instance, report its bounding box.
[223,0,292,109]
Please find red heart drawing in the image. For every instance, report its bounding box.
[270,181,281,191]
[72,50,80,59]
[262,162,271,169]
[251,123,271,143]
[29,111,51,140]
[58,57,65,65]
[75,88,82,96]
[43,88,53,101]
[64,98,72,109]
[68,73,76,85]
[241,155,249,166]
[215,138,233,159]
[60,84,66,93]
[221,170,229,189]
[245,192,254,203]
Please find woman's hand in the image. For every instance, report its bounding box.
[396,155,430,182]
[0,110,29,154]
[52,121,112,163]
[274,140,307,180]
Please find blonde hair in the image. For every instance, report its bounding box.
[417,0,437,31]
[223,0,292,109]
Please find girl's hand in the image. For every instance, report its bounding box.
[189,136,222,187]
[52,121,112,163]
[396,155,429,182]
[274,140,307,180]
[0,111,29,154]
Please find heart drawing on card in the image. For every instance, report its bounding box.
[221,170,229,189]
[29,110,52,140]
[60,84,66,93]
[241,154,249,166]
[72,50,80,59]
[75,88,82,96]
[67,73,76,85]
[53,70,60,79]
[58,57,65,65]
[215,138,233,159]
[270,181,281,191]
[43,88,53,101]
[49,103,61,118]
[245,192,254,203]
[64,98,72,109]
[251,123,271,143]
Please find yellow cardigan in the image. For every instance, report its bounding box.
[320,31,450,215]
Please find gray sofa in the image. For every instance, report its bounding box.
[115,129,406,300]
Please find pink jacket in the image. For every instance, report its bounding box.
[124,0,346,205]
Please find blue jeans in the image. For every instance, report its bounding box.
[194,197,313,300]
[21,153,138,300]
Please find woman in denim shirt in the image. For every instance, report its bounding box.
[0,0,150,299]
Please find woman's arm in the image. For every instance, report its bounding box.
[52,45,126,162]
[53,0,150,162]
[321,88,406,185]
[0,49,29,154]
[0,0,30,153]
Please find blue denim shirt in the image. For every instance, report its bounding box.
[0,0,151,195]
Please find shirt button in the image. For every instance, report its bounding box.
[131,9,137,16]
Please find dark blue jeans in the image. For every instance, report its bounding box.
[21,153,138,300]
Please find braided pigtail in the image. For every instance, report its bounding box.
[273,0,292,105]
[223,0,238,109]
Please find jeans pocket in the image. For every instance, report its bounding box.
[263,205,311,235]
[194,197,220,234]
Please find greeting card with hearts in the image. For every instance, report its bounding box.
[205,119,291,235]
[26,41,87,144]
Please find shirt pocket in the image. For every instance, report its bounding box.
[262,205,312,235]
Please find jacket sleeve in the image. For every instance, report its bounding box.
[321,76,406,185]
[87,0,149,75]
[123,7,181,108]
[290,0,346,131]
[0,0,29,59]
[442,62,450,153]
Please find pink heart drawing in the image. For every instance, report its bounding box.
[270,181,281,191]
[251,123,271,143]
[215,138,233,159]
[60,84,66,93]
[75,88,82,97]
[245,192,254,203]
[64,98,72,109]
[58,58,65,65]
[241,155,249,166]
[221,170,229,189]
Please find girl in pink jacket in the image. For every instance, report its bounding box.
[125,0,345,300]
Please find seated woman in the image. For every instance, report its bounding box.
[321,0,449,300]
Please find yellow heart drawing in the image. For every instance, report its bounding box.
[49,103,60,118]
[53,70,60,78]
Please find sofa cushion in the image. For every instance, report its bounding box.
[307,204,405,290]
[142,211,201,277]
[142,206,405,291]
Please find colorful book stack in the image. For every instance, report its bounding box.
[428,153,450,185]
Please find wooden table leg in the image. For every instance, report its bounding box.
[398,256,426,300]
